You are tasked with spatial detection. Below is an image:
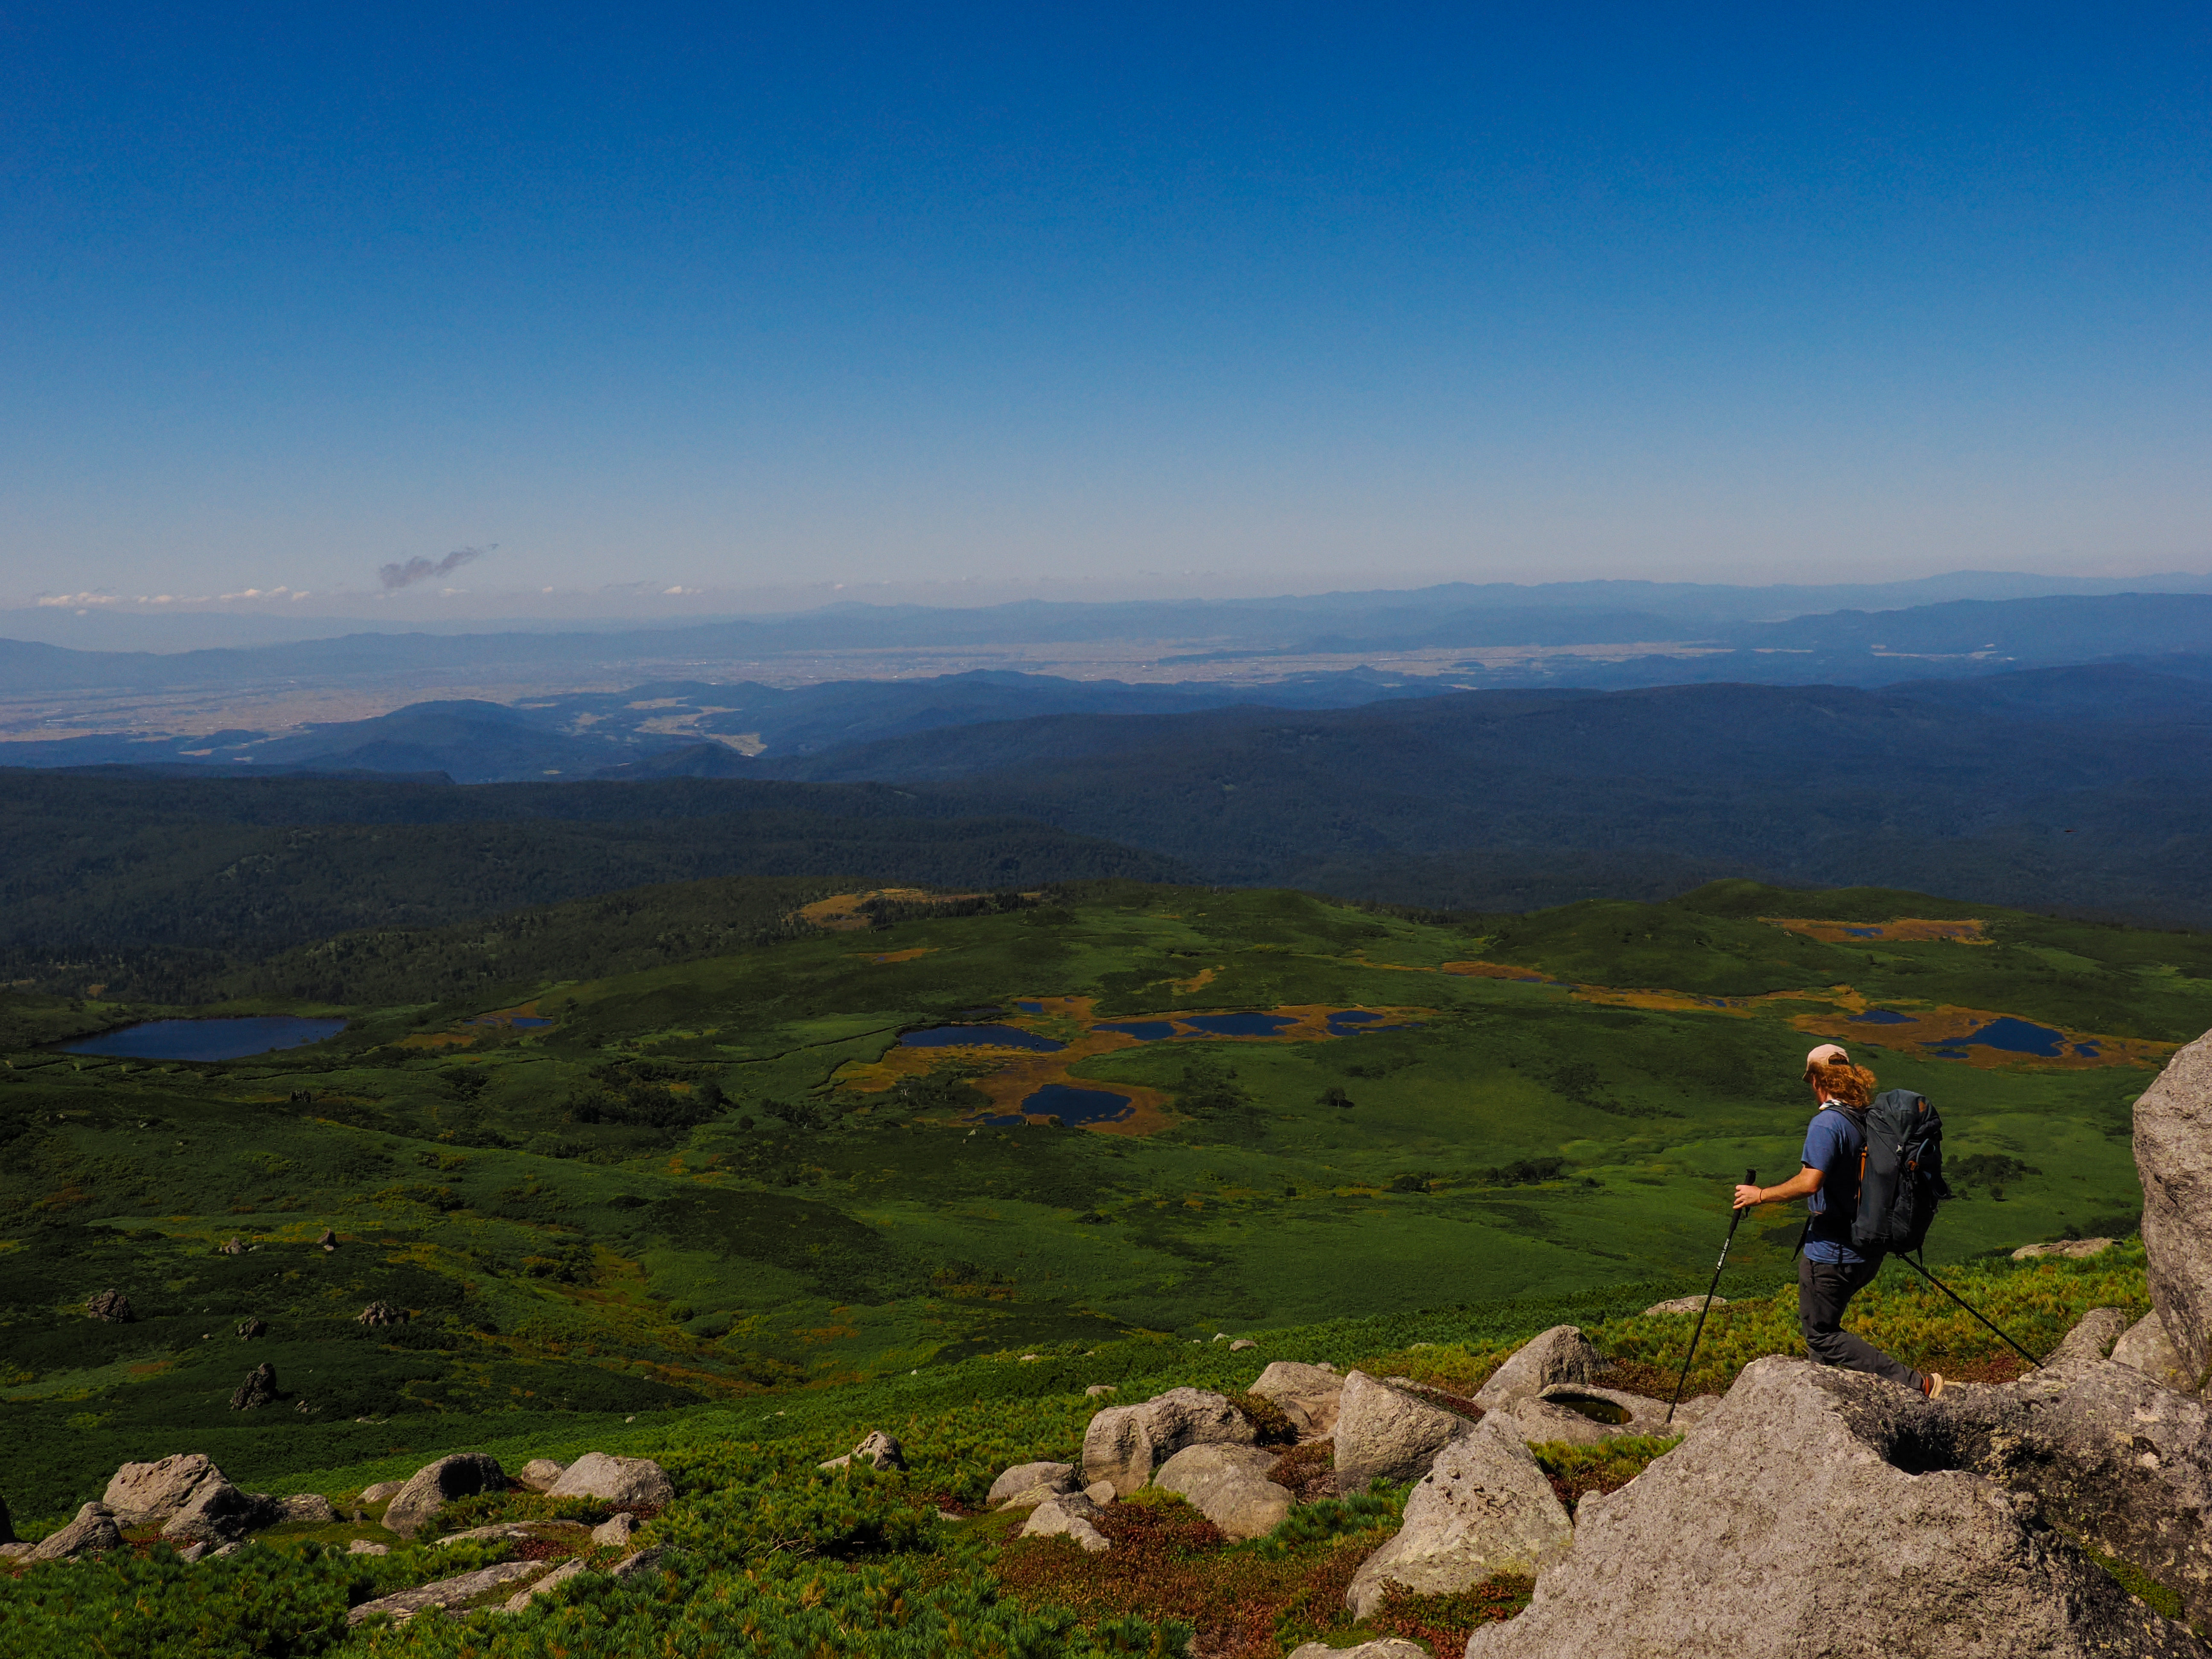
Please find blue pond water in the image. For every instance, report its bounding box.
[1841,926,1883,937]
[1957,1017,2067,1057]
[1015,1001,1045,1013]
[1326,1010,1422,1036]
[2076,1042,2101,1057]
[65,1016,348,1062]
[899,1024,1065,1051]
[1851,1009,1918,1025]
[1020,1083,1134,1124]
[472,1015,552,1027]
[1180,1012,1299,1037]
[1095,1020,1179,1041]
[1933,1048,1970,1059]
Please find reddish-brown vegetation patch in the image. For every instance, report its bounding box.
[1370,1576,1535,1650]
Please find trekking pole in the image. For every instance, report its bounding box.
[1668,1167,1754,1426]
[1893,1250,2044,1371]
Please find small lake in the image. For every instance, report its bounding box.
[64,1016,348,1062]
[1957,1017,2067,1057]
[1019,1083,1134,1124]
[899,1024,1065,1052]
[1180,1012,1299,1037]
[1094,1020,1179,1042]
[1325,1010,1422,1036]
[1850,1009,1918,1025]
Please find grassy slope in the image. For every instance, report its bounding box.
[1,879,2201,1530]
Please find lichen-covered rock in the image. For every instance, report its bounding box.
[2111,1312,2195,1391]
[357,1301,407,1327]
[1082,1387,1255,1496]
[105,1453,226,1527]
[988,1461,1077,1508]
[1021,1493,1109,1552]
[592,1512,637,1548]
[1333,1371,1465,1490]
[1249,1360,1345,1440]
[818,1432,906,1473]
[2138,1030,2212,1386]
[516,1459,567,1492]
[1484,1382,1716,1447]
[2012,1237,2115,1260]
[359,1480,405,1504]
[29,1502,123,1561]
[1153,1443,1292,1541]
[347,1559,547,1626]
[381,1453,508,1539]
[1288,1642,1430,1659]
[348,1540,390,1555]
[545,1452,673,1508]
[85,1289,134,1324]
[1643,1295,1727,1315]
[1347,1420,1571,1618]
[502,1557,587,1612]
[160,1478,279,1544]
[1470,1325,1601,1411]
[1464,1354,2201,1659]
[277,1494,337,1525]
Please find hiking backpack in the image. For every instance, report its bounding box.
[1852,1089,1952,1254]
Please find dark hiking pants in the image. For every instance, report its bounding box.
[1798,1252,1924,1390]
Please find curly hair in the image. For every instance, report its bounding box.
[1807,1060,1877,1108]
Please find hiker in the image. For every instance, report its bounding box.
[1732,1042,1943,1399]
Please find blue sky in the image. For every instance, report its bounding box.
[3,1,2207,609]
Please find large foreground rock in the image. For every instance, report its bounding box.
[544,1452,673,1507]
[1464,1353,2201,1659]
[1153,1444,1292,1541]
[1333,1371,1466,1490]
[1347,1420,1572,1618]
[105,1453,227,1527]
[1471,1326,1601,1411]
[2137,1031,2212,1387]
[1082,1388,1255,1496]
[1247,1361,1345,1439]
[28,1502,122,1561]
[382,1453,507,1539]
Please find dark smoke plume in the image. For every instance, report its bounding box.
[379,544,496,590]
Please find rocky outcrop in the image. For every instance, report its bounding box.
[357,1301,407,1327]
[503,1557,587,1612]
[1484,1382,1717,1446]
[546,1452,674,1507]
[236,1317,267,1339]
[1347,1421,1572,1618]
[105,1453,227,1527]
[819,1432,906,1473]
[85,1289,134,1323]
[1470,1326,1601,1411]
[1643,1295,1726,1315]
[160,1478,279,1544]
[2137,1031,2212,1388]
[517,1459,567,1491]
[28,1502,122,1561]
[347,1559,549,1625]
[1464,1353,2202,1659]
[1083,1388,1255,1496]
[988,1461,1078,1508]
[381,1453,508,1539]
[2112,1312,2195,1391]
[1333,1371,1466,1490]
[2013,1238,2115,1260]
[229,1362,279,1410]
[1153,1444,1293,1541]
[1248,1361,1345,1439]
[1021,1491,1110,1552]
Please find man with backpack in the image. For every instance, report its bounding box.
[1731,1042,1945,1399]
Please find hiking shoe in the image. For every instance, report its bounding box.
[1922,1372,1945,1400]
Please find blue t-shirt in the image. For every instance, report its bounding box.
[1802,1105,1867,1265]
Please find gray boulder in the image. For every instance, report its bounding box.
[358,1301,407,1326]
[2012,1238,2116,1260]
[1334,1370,1466,1490]
[86,1289,134,1323]
[1249,1360,1346,1439]
[358,1480,405,1504]
[105,1453,226,1527]
[2138,1030,2212,1386]
[546,1452,674,1507]
[348,1559,548,1626]
[381,1453,508,1539]
[1644,1295,1726,1315]
[1083,1387,1255,1496]
[229,1362,279,1411]
[592,1512,637,1548]
[1486,1382,1716,1447]
[1464,1353,2201,1659]
[516,1459,567,1492]
[277,1494,336,1525]
[1347,1420,1572,1618]
[610,1545,671,1579]
[348,1540,391,1555]
[1153,1443,1293,1541]
[236,1317,267,1339]
[29,1502,124,1561]
[161,1478,279,1544]
[818,1432,906,1473]
[1021,1492,1110,1553]
[988,1461,1078,1508]
[1288,1643,1430,1659]
[1471,1325,1601,1411]
[2111,1312,2195,1392]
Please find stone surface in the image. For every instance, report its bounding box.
[1464,1353,2202,1659]
[278,1494,337,1525]
[989,1461,1078,1507]
[218,1237,245,1255]
[1084,1384,1118,1398]
[357,1300,407,1326]
[359,1480,405,1504]
[516,1459,568,1492]
[105,1453,226,1527]
[29,1502,122,1561]
[2138,1030,2212,1386]
[1249,1360,1348,1440]
[1470,1326,1601,1411]
[1153,1443,1292,1541]
[382,1453,508,1539]
[1347,1420,1572,1618]
[0,1542,31,1562]
[546,1452,674,1508]
[1082,1480,1116,1505]
[1083,1387,1256,1496]
[1485,1382,1716,1447]
[437,1521,591,1548]
[1288,1639,1432,1659]
[819,1431,907,1473]
[236,1317,267,1339]
[1021,1494,1110,1552]
[610,1545,670,1578]
[229,1362,279,1410]
[1643,1295,1727,1315]
[85,1289,134,1323]
[348,1560,548,1626]
[160,1477,279,1544]
[2012,1237,2116,1261]
[2111,1311,2196,1391]
[1334,1370,1467,1490]
[173,1542,207,1563]
[592,1512,637,1548]
[502,1557,587,1612]
[1230,1338,1257,1351]
[348,1540,390,1555]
